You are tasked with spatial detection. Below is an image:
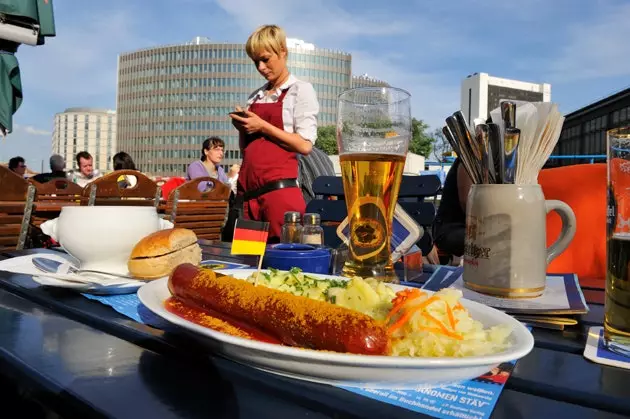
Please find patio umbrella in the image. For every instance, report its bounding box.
[0,0,55,135]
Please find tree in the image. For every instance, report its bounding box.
[430,128,454,162]
[315,125,338,155]
[408,118,434,157]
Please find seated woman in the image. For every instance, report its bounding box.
[186,137,230,191]
[432,158,472,263]
[112,151,138,188]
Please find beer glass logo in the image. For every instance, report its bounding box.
[348,196,387,261]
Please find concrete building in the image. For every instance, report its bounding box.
[51,108,116,172]
[116,37,359,176]
[351,74,389,88]
[460,72,551,127]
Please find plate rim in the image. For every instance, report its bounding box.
[138,269,534,368]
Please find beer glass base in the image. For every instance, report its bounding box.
[341,262,399,284]
[604,324,630,358]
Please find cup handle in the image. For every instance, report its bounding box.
[544,200,577,265]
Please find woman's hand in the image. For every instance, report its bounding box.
[229,109,268,135]
[228,164,240,179]
[424,245,441,265]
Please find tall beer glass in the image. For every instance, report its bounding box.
[337,87,411,283]
[606,126,630,354]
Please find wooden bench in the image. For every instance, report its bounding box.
[0,166,35,250]
[29,178,84,228]
[165,177,231,241]
[82,170,161,207]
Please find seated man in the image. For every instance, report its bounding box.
[32,154,66,184]
[68,151,102,187]
[297,146,335,204]
[8,156,27,178]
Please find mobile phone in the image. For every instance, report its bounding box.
[335,204,423,263]
[229,111,248,118]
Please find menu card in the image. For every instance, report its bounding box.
[421,267,588,315]
[339,360,517,419]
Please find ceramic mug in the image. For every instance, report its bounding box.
[463,184,576,298]
[41,206,173,275]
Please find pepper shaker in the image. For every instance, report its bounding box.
[281,211,302,244]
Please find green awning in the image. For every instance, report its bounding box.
[0,50,22,135]
[0,0,56,44]
[0,0,55,135]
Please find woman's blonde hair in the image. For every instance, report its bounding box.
[245,25,287,59]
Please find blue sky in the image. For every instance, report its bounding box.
[2,0,630,169]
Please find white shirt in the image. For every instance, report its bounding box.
[246,74,319,143]
[68,170,102,188]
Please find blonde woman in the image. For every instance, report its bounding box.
[230,24,319,242]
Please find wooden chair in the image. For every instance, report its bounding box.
[81,170,161,207]
[307,175,441,251]
[29,178,84,228]
[0,165,35,250]
[165,177,231,241]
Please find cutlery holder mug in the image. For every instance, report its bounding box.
[463,184,576,298]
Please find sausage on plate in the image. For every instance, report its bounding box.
[168,264,389,355]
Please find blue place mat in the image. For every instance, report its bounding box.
[81,292,171,329]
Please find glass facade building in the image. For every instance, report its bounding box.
[116,37,353,176]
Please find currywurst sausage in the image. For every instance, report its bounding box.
[168,264,389,355]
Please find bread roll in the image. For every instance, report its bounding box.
[128,228,202,279]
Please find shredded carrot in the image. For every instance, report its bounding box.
[385,289,426,324]
[445,301,457,329]
[391,289,425,307]
[421,312,463,340]
[453,302,465,311]
[387,295,440,334]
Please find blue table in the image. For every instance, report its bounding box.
[0,243,627,418]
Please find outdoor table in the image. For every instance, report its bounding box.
[0,243,628,418]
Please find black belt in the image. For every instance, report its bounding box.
[242,178,299,201]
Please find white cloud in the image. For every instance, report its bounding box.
[214,0,412,42]
[14,124,50,136]
[547,2,630,82]
[17,7,148,105]
[212,0,464,128]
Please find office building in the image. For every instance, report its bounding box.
[51,108,116,172]
[116,37,357,176]
[460,72,551,126]
[550,87,630,166]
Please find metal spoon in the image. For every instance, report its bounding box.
[32,257,139,281]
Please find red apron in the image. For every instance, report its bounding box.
[237,88,306,242]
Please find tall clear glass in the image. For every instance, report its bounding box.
[606,126,630,355]
[336,87,411,283]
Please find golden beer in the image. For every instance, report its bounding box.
[605,234,630,346]
[606,126,630,351]
[340,153,405,281]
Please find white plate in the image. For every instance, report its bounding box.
[138,268,534,389]
[31,274,147,295]
[0,254,147,295]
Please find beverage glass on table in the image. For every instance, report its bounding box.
[606,126,630,353]
[336,87,411,283]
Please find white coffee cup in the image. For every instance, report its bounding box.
[41,206,173,275]
[463,184,576,298]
